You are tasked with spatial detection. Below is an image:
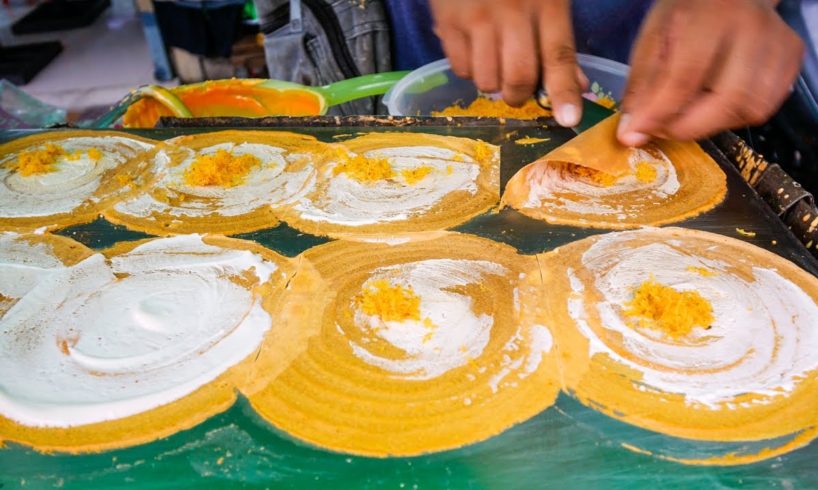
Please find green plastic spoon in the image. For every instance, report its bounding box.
[92,71,409,128]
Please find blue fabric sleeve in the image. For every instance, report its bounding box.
[384,0,655,70]
[383,0,445,70]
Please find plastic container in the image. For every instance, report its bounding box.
[383,53,629,116]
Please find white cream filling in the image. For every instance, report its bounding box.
[0,136,153,218]
[487,324,553,394]
[0,232,68,309]
[566,232,818,407]
[113,142,316,219]
[524,148,679,218]
[346,259,506,380]
[0,235,279,427]
[293,146,481,226]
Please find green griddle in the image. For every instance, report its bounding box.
[1,115,817,490]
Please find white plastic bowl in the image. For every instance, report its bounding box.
[383,53,630,116]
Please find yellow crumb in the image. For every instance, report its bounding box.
[13,143,66,176]
[115,174,132,186]
[625,280,714,338]
[686,266,716,277]
[432,97,551,119]
[333,154,394,183]
[635,162,657,183]
[400,166,433,185]
[87,148,103,161]
[358,279,421,323]
[514,137,550,145]
[183,149,261,187]
[446,165,453,175]
[736,228,757,238]
[595,94,617,109]
[473,141,495,164]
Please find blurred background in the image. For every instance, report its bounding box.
[0,0,265,124]
[0,0,816,193]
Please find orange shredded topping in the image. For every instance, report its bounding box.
[13,144,66,176]
[515,137,550,145]
[87,148,103,161]
[473,141,495,164]
[686,266,716,277]
[635,162,657,183]
[183,149,261,187]
[595,94,617,109]
[433,97,551,119]
[625,280,714,338]
[333,154,394,183]
[358,279,421,323]
[115,174,132,186]
[401,166,433,185]
[65,148,104,162]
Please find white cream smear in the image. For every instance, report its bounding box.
[0,232,68,315]
[0,137,153,218]
[0,235,280,427]
[344,258,552,390]
[524,148,679,217]
[114,142,316,219]
[294,147,481,226]
[347,259,503,380]
[566,231,818,407]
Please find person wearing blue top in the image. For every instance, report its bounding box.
[384,0,805,148]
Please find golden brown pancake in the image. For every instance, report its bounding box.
[503,115,726,229]
[540,227,818,464]
[279,132,499,241]
[0,234,294,454]
[247,233,560,456]
[0,131,156,232]
[105,130,323,236]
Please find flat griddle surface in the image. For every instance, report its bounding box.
[1,123,816,489]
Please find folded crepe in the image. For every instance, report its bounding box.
[502,114,727,229]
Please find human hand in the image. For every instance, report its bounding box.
[429,0,589,127]
[618,0,804,146]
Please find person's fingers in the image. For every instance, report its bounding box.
[624,7,726,140]
[618,2,673,146]
[620,1,672,113]
[576,66,590,92]
[436,27,472,79]
[471,22,501,93]
[539,0,581,126]
[500,11,538,106]
[665,16,803,140]
[660,32,762,140]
